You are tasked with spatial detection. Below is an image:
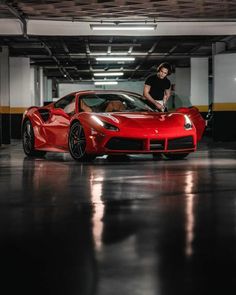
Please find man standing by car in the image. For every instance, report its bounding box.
[143,62,172,112]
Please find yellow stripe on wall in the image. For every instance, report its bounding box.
[0,106,10,113]
[213,103,236,111]
[170,105,209,112]
[176,104,236,112]
[0,106,27,114]
[192,105,209,112]
[10,107,27,114]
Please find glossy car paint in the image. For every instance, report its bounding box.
[72,111,197,155]
[22,90,205,155]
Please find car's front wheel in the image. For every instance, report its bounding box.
[22,120,46,157]
[164,153,189,160]
[68,121,96,161]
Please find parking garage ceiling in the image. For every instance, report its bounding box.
[1,0,236,83]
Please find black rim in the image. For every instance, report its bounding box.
[23,122,33,154]
[69,123,86,159]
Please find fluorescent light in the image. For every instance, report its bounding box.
[94,81,118,85]
[90,52,128,56]
[96,57,135,61]
[94,72,124,77]
[91,25,156,31]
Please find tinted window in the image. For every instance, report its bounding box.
[54,95,75,111]
[79,93,155,113]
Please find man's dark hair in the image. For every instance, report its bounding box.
[157,62,172,76]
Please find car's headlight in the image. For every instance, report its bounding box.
[91,115,119,131]
[102,122,119,131]
[184,114,193,130]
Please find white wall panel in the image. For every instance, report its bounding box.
[0,47,10,106]
[214,53,236,103]
[9,57,31,107]
[190,57,209,106]
[46,79,53,101]
[175,68,190,107]
[30,67,36,106]
[58,81,145,98]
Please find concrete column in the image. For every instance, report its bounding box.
[212,53,236,140]
[47,79,53,101]
[9,57,31,139]
[39,67,44,106]
[213,53,236,105]
[43,76,53,104]
[43,75,48,103]
[175,67,190,108]
[0,46,10,144]
[30,66,37,106]
[10,57,31,108]
[190,57,209,112]
[46,78,53,102]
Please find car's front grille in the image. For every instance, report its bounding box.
[150,140,165,150]
[105,137,143,150]
[167,136,194,150]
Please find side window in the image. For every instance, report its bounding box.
[54,95,75,114]
[79,94,107,112]
[64,99,75,114]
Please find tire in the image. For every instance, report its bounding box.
[22,120,46,157]
[164,153,189,160]
[68,121,96,162]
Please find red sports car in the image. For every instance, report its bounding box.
[22,90,205,161]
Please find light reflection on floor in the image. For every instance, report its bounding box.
[0,139,236,295]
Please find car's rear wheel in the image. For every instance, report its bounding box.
[22,120,46,157]
[69,121,96,161]
[164,153,189,160]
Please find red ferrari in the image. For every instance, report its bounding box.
[22,90,205,161]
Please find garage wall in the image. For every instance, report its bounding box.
[59,76,176,102]
[44,78,53,101]
[9,57,31,139]
[175,68,190,108]
[213,53,236,140]
[0,46,10,144]
[190,57,209,111]
[10,57,31,108]
[214,53,236,104]
[58,81,146,98]
[30,67,37,107]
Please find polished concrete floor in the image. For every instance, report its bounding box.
[1,138,236,295]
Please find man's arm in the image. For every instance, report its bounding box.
[143,84,163,111]
[163,88,171,106]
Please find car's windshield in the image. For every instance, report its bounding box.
[79,92,156,113]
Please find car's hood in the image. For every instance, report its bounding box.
[95,112,185,129]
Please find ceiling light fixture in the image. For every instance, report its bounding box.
[94,72,124,77]
[90,24,156,31]
[96,57,135,61]
[90,52,128,56]
[94,81,118,85]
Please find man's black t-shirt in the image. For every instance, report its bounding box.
[145,74,171,100]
